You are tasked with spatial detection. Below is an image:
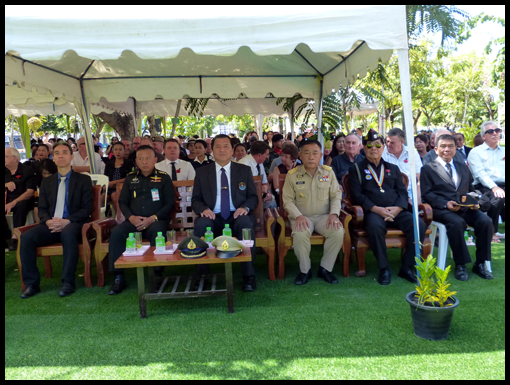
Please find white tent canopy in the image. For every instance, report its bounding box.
[5,5,421,256]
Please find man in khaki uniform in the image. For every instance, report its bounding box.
[282,140,344,285]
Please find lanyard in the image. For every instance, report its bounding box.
[367,164,385,193]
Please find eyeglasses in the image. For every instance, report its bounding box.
[366,143,383,149]
[485,128,502,135]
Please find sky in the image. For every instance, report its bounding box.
[429,5,505,59]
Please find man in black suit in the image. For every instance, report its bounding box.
[454,132,472,162]
[19,142,94,298]
[348,130,427,285]
[420,134,493,281]
[192,134,259,291]
[422,129,465,165]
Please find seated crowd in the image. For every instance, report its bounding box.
[6,121,504,299]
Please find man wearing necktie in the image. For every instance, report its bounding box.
[19,142,94,299]
[192,135,259,291]
[454,133,471,162]
[421,134,493,281]
[155,138,196,181]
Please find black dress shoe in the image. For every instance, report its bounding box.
[21,285,40,299]
[108,275,127,295]
[398,266,418,283]
[8,239,18,252]
[454,265,469,281]
[59,282,75,297]
[294,270,312,285]
[378,268,391,285]
[473,262,493,280]
[242,276,257,292]
[317,266,338,284]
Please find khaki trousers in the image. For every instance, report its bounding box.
[290,214,344,274]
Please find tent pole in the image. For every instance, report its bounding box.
[317,78,324,164]
[78,80,97,174]
[290,103,295,142]
[16,115,30,159]
[397,49,421,259]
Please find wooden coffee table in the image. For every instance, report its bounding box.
[114,246,252,318]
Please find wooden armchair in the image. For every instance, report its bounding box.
[13,184,102,291]
[274,173,352,279]
[91,180,197,287]
[341,173,433,277]
[252,176,276,280]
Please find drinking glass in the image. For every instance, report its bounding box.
[166,230,176,244]
[134,232,142,249]
[186,229,194,238]
[242,228,252,242]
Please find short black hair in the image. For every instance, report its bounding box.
[136,145,156,156]
[211,134,232,148]
[52,141,73,154]
[300,139,322,151]
[435,134,456,146]
[194,139,207,149]
[249,140,270,156]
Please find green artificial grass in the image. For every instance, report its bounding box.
[5,224,505,380]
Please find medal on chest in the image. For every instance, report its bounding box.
[367,164,385,193]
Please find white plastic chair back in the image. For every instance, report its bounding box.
[90,174,109,217]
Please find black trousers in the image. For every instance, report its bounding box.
[10,198,35,229]
[474,183,505,232]
[19,222,84,287]
[194,212,256,277]
[432,207,492,265]
[108,220,169,274]
[364,210,427,270]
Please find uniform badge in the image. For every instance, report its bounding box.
[364,169,370,174]
[131,177,139,184]
[188,238,196,250]
[322,175,329,181]
[221,240,229,250]
[239,182,246,191]
[462,196,467,203]
[150,176,162,182]
[296,181,305,185]
[366,175,372,180]
[299,193,304,198]
[297,174,303,181]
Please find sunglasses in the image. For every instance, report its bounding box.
[485,128,502,135]
[366,143,383,149]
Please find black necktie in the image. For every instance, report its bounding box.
[256,164,262,176]
[445,163,453,180]
[171,162,177,181]
[220,168,230,220]
[458,147,466,159]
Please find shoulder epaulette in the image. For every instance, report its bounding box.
[157,169,168,175]
[127,171,137,175]
[288,167,298,175]
[322,165,332,171]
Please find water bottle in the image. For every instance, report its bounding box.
[464,231,469,242]
[223,224,232,237]
[155,232,166,252]
[126,233,136,253]
[204,227,214,243]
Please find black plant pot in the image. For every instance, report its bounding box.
[406,291,459,341]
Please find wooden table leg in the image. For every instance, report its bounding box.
[148,266,155,293]
[225,262,234,314]
[137,267,147,319]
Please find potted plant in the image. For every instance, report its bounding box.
[406,255,459,341]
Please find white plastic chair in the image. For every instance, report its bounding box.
[428,221,488,272]
[90,174,109,217]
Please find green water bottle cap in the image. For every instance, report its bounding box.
[225,224,230,228]
[207,227,211,231]
[158,232,162,236]
[129,233,134,237]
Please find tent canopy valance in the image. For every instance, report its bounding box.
[6,5,406,104]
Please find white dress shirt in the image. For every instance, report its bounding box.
[238,154,268,184]
[156,158,196,181]
[212,161,236,214]
[436,156,458,187]
[382,144,422,197]
[70,151,105,174]
[467,142,505,189]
